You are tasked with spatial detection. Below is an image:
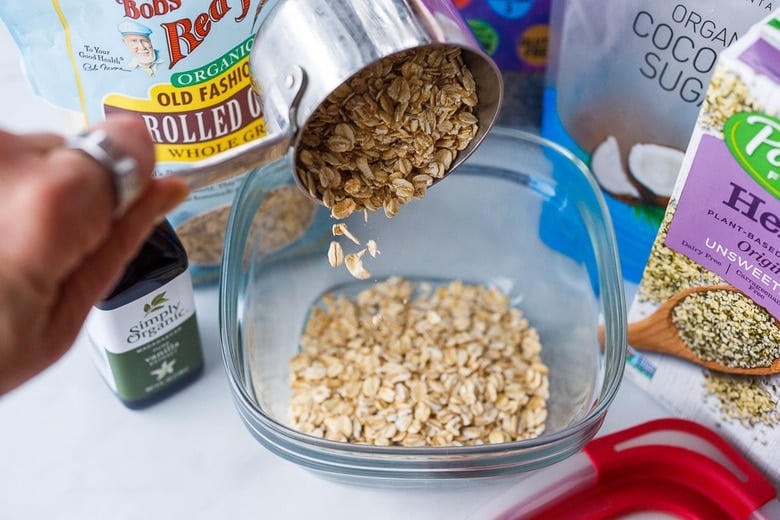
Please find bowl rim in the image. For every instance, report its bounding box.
[218,125,627,477]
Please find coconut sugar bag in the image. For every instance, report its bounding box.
[541,0,773,283]
[0,1,280,285]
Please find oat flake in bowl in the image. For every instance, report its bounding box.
[289,277,549,446]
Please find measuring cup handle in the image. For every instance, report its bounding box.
[160,64,306,192]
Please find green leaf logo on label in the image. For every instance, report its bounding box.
[724,112,780,200]
[143,292,169,316]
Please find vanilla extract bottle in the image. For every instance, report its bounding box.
[85,219,204,409]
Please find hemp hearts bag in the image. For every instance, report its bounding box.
[628,10,780,484]
[1,1,280,285]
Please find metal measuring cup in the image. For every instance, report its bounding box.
[169,0,503,201]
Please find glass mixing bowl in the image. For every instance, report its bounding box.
[219,127,626,484]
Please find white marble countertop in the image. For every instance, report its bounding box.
[0,19,671,520]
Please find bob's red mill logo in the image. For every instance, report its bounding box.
[120,0,255,68]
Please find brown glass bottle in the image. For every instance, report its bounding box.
[85,219,204,409]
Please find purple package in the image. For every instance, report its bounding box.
[455,0,551,129]
[454,0,550,72]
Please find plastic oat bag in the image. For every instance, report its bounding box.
[541,0,772,282]
[0,1,280,285]
[627,9,780,484]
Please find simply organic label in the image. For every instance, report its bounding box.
[86,272,203,401]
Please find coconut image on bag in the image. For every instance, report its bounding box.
[0,0,282,285]
[541,0,773,282]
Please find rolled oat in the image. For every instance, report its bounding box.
[176,205,233,267]
[242,184,317,265]
[296,46,479,279]
[288,277,549,446]
[327,241,344,268]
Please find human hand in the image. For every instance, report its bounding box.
[0,115,189,395]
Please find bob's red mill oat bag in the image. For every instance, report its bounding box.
[0,1,280,285]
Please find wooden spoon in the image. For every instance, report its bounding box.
[627,284,780,376]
